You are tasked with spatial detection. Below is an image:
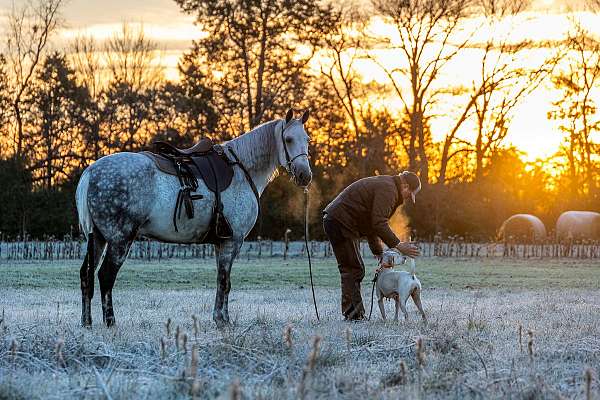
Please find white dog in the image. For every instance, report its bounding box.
[375,250,426,322]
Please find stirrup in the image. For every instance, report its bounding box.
[215,212,233,239]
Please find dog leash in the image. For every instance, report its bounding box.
[367,271,379,321]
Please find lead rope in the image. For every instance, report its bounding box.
[304,186,320,322]
[368,272,378,320]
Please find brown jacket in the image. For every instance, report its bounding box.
[324,175,404,255]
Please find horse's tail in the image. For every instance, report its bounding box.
[410,258,416,280]
[76,169,94,240]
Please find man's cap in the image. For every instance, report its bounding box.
[399,171,421,204]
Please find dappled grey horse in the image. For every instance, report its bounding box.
[76,109,312,327]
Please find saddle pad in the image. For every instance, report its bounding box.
[141,151,235,194]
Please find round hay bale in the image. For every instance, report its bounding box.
[498,214,547,243]
[556,211,600,241]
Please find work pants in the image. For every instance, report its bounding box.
[323,213,365,320]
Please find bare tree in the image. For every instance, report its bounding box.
[441,0,558,182]
[70,35,102,100]
[5,0,63,159]
[102,24,164,151]
[320,5,365,149]
[104,23,163,91]
[369,0,475,184]
[24,52,86,188]
[320,4,400,175]
[174,0,338,133]
[587,0,600,11]
[548,24,600,198]
[70,35,104,161]
[0,55,11,158]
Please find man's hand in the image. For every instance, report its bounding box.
[395,242,420,258]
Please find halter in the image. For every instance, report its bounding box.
[280,121,309,179]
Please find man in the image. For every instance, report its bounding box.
[323,171,422,321]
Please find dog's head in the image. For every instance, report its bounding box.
[380,250,407,268]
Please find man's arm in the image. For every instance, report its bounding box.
[370,180,421,258]
[370,187,401,249]
[367,234,383,256]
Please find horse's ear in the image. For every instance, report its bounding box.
[285,109,294,124]
[301,109,310,124]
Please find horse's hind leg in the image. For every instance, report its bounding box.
[80,230,106,327]
[98,241,131,327]
[213,239,242,327]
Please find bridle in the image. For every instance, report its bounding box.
[280,121,309,180]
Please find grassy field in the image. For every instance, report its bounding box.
[1,257,600,399]
[1,257,599,290]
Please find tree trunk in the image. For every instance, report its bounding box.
[14,101,23,159]
[568,130,577,198]
[416,110,429,184]
[475,128,484,181]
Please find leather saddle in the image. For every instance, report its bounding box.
[141,139,235,244]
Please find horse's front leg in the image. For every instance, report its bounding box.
[213,239,242,327]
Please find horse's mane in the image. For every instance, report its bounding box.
[227,119,281,183]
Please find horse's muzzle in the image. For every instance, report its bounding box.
[291,162,312,187]
[295,170,312,187]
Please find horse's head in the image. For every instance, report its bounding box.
[276,109,312,187]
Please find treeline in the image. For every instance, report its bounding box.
[0,0,598,241]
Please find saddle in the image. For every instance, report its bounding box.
[141,139,235,244]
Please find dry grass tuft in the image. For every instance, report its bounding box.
[175,325,181,351]
[283,324,293,350]
[297,335,322,399]
[585,367,594,400]
[527,329,534,361]
[9,339,17,364]
[192,314,199,340]
[55,338,64,368]
[188,344,199,379]
[518,323,523,353]
[165,318,172,336]
[229,378,241,400]
[182,333,188,354]
[191,378,201,400]
[400,360,407,384]
[416,336,426,368]
[160,336,167,360]
[344,326,352,352]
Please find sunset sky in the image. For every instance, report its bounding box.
[1,0,598,162]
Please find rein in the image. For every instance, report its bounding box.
[282,120,318,321]
[304,186,320,322]
[225,146,261,219]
